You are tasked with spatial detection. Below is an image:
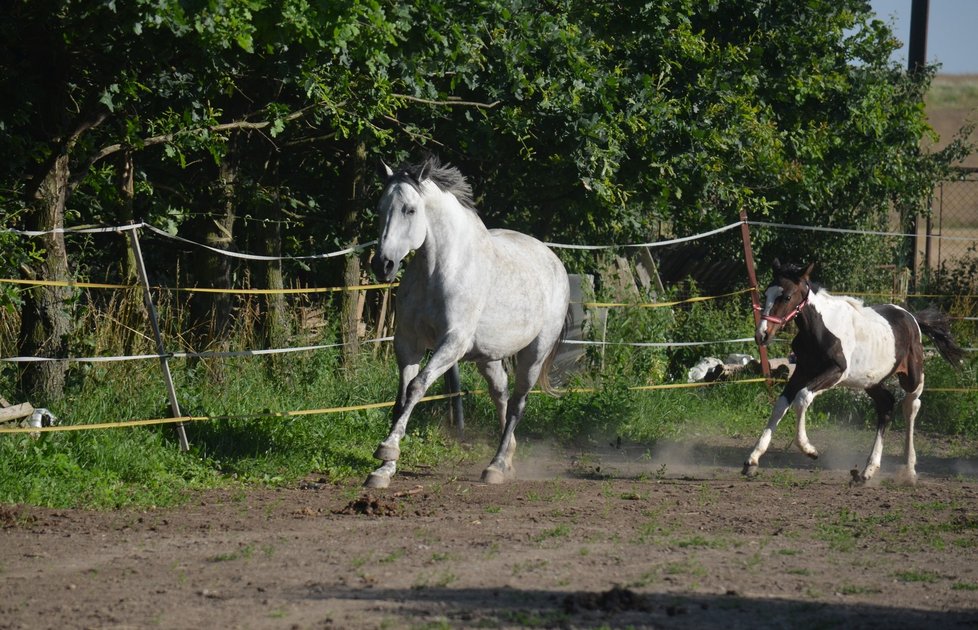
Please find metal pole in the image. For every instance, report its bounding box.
[738,209,771,387]
[128,226,190,451]
[907,0,930,290]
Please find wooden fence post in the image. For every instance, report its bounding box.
[738,210,772,388]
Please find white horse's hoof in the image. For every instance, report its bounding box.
[373,444,400,462]
[804,449,819,460]
[742,463,759,477]
[481,467,507,485]
[364,473,391,488]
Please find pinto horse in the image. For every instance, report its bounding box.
[744,260,963,483]
[365,157,570,488]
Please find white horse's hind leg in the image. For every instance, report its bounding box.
[477,360,510,432]
[482,394,528,485]
[482,343,549,484]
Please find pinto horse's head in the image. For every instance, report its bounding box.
[370,160,432,282]
[755,259,814,346]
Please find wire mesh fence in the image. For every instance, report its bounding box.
[919,167,978,280]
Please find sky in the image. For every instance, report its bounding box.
[869,0,978,74]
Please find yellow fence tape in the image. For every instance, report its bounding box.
[2,377,975,436]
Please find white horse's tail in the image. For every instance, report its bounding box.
[537,309,570,397]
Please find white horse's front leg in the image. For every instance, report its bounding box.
[743,395,790,476]
[367,339,465,488]
[365,461,398,489]
[373,362,420,463]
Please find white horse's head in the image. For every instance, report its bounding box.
[371,160,432,282]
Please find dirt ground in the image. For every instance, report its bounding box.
[2,433,978,630]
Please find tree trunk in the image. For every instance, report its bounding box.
[17,149,72,404]
[263,214,289,351]
[340,141,367,363]
[118,147,138,280]
[190,145,238,350]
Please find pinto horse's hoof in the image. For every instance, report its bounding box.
[481,467,507,485]
[364,472,391,489]
[373,444,400,462]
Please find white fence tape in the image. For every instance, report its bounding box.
[1,220,976,369]
[141,224,375,261]
[1,223,146,237]
[544,221,743,250]
[748,220,978,242]
[0,336,394,363]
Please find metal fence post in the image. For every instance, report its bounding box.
[128,225,189,451]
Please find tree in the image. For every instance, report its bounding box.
[2,0,969,401]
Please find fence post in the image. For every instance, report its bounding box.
[128,225,190,451]
[738,210,771,388]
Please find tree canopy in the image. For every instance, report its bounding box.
[0,0,971,400]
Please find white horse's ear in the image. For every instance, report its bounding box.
[802,262,815,278]
[379,161,394,179]
[418,159,432,182]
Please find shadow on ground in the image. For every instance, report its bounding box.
[300,583,978,629]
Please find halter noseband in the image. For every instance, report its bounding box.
[754,282,810,326]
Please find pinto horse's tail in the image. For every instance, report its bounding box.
[537,310,571,397]
[914,306,966,366]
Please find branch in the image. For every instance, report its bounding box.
[88,100,339,166]
[393,93,502,109]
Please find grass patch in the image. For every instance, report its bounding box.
[839,584,882,596]
[532,524,571,543]
[894,570,942,584]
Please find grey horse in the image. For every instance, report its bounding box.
[366,157,569,488]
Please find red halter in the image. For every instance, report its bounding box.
[754,284,810,326]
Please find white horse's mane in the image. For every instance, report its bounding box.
[395,156,477,211]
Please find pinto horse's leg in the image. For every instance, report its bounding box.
[899,375,924,485]
[743,394,791,476]
[858,385,896,483]
[744,366,842,476]
[792,388,823,460]
[366,338,462,488]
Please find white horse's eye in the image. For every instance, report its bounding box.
[404,207,415,216]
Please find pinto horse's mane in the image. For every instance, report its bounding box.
[775,262,865,308]
[393,156,477,211]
